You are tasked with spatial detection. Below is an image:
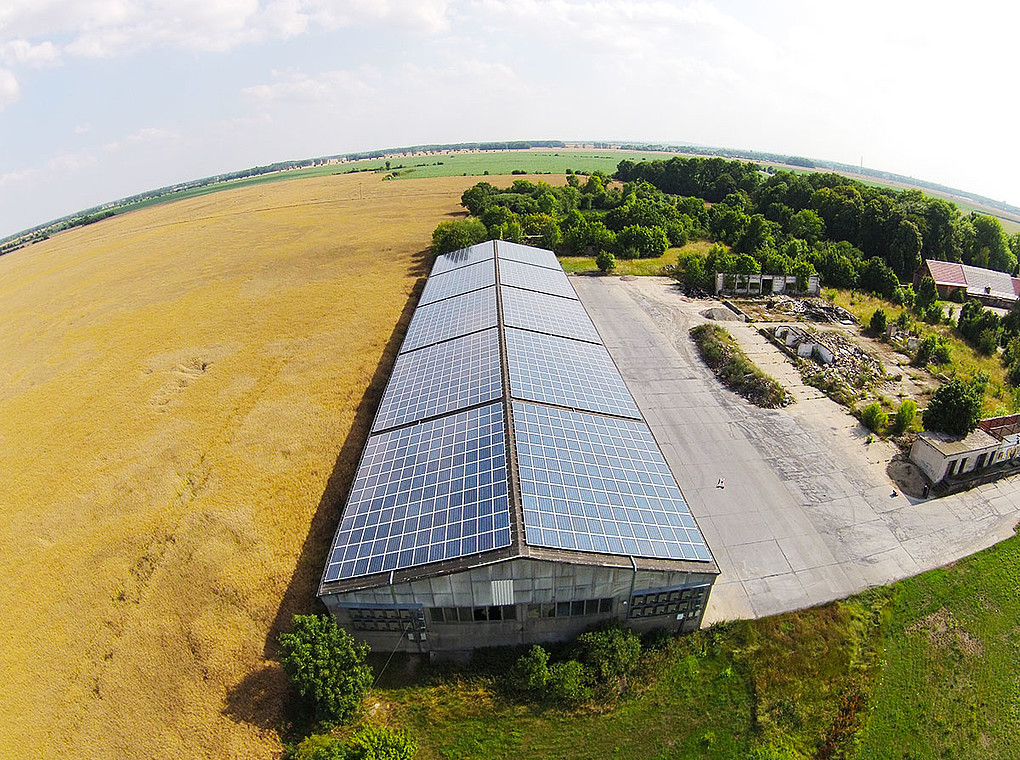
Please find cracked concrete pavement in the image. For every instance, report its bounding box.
[571,275,1020,623]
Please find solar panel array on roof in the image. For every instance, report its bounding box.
[373,328,502,433]
[505,328,640,419]
[513,402,711,561]
[429,242,495,275]
[499,258,577,300]
[501,286,601,343]
[494,240,560,269]
[400,286,497,353]
[419,259,495,305]
[323,402,511,582]
[322,240,714,586]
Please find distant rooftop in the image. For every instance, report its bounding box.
[922,260,1020,302]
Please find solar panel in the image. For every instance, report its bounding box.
[512,401,711,562]
[501,286,601,344]
[324,402,512,582]
[373,329,503,433]
[505,328,640,419]
[400,286,497,353]
[496,240,560,270]
[431,242,495,275]
[419,259,495,305]
[498,258,577,300]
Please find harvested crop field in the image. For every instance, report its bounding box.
[0,173,495,759]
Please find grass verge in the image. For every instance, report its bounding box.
[690,323,793,408]
[560,241,716,276]
[365,532,1020,760]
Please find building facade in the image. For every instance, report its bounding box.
[715,272,820,297]
[910,414,1020,483]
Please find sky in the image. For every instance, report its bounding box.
[1,0,1018,238]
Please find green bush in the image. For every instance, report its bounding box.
[595,250,616,273]
[616,224,668,259]
[924,379,982,435]
[292,734,348,760]
[915,334,950,366]
[546,661,592,706]
[1008,361,1020,388]
[861,402,888,433]
[915,276,939,311]
[431,218,488,255]
[509,645,550,696]
[923,303,943,324]
[573,626,642,685]
[869,309,887,335]
[347,726,417,760]
[1004,336,1020,368]
[977,328,999,355]
[277,615,374,724]
[893,399,917,434]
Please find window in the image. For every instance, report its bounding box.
[525,597,613,620]
[346,606,425,633]
[428,605,516,624]
[629,585,709,621]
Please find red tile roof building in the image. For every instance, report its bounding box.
[914,259,1020,308]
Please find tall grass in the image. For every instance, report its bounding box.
[0,172,484,760]
[690,323,793,408]
[831,289,1017,415]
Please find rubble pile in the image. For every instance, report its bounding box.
[764,296,856,324]
[817,330,885,388]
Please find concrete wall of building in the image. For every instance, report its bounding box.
[910,438,949,482]
[910,436,1004,482]
[321,557,717,655]
[715,273,820,297]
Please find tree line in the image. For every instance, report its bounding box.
[618,157,1020,281]
[433,157,1019,302]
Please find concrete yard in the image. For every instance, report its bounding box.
[572,275,1020,623]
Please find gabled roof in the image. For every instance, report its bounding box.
[924,260,966,287]
[923,259,1020,302]
[319,241,717,596]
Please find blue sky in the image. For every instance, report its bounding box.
[1,0,1017,238]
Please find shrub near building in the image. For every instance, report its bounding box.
[277,614,374,725]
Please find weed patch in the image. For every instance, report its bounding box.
[691,323,793,408]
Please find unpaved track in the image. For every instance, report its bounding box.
[572,276,1020,622]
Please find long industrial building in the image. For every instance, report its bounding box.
[318,240,718,654]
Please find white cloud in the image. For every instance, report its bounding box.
[0,167,36,188]
[0,38,61,67]
[241,66,378,103]
[103,126,178,152]
[0,68,19,108]
[74,122,91,134]
[45,150,98,172]
[0,0,454,60]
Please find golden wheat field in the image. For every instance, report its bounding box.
[0,172,501,759]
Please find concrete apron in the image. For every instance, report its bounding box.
[571,275,1020,623]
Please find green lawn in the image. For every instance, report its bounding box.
[362,533,1020,760]
[560,241,716,276]
[385,149,670,180]
[855,533,1020,759]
